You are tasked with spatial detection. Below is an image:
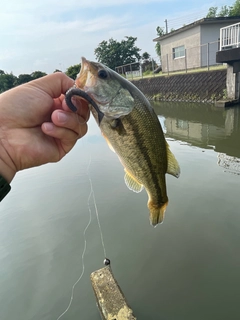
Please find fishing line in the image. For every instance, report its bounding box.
[88,169,107,258]
[66,91,107,259]
[56,96,108,319]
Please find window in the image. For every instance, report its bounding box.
[176,119,188,130]
[173,45,185,59]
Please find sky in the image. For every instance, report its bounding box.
[0,0,235,75]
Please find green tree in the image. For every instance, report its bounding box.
[206,6,218,17]
[0,69,47,92]
[94,36,141,70]
[65,64,81,80]
[141,52,153,73]
[17,74,33,85]
[0,72,17,93]
[31,71,47,79]
[155,26,165,58]
[218,5,231,17]
[229,0,240,15]
[142,52,151,60]
[206,1,240,17]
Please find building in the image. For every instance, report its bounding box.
[153,16,240,73]
[216,22,240,100]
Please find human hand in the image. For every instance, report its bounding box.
[0,72,89,183]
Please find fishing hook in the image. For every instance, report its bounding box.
[65,87,104,124]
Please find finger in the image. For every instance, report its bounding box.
[29,72,74,98]
[42,120,88,140]
[42,122,86,157]
[42,122,87,153]
[51,110,88,136]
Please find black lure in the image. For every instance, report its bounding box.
[65,87,104,124]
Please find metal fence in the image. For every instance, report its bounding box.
[220,22,240,50]
[161,40,221,74]
[115,58,160,80]
[115,41,224,79]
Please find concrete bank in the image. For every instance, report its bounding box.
[131,69,226,103]
[91,265,136,320]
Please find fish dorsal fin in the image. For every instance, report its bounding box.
[166,142,180,178]
[124,170,144,193]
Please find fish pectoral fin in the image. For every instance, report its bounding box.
[124,170,143,193]
[166,142,180,178]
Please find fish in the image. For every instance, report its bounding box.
[67,57,180,226]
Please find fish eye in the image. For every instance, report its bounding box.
[98,69,108,79]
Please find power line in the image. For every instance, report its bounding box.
[168,9,207,23]
[165,9,208,31]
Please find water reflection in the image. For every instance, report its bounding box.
[153,101,240,174]
[1,102,240,320]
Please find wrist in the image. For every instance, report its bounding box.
[0,155,14,201]
[0,158,15,183]
[0,174,11,201]
[0,142,16,183]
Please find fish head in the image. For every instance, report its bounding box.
[75,57,134,119]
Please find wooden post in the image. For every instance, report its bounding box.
[90,265,136,320]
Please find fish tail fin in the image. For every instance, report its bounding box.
[148,200,168,227]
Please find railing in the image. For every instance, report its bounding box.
[161,41,220,74]
[220,22,240,50]
[115,40,224,77]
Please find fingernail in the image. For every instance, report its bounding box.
[57,112,68,123]
[43,123,54,131]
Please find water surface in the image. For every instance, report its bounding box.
[1,102,240,320]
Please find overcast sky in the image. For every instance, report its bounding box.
[0,0,234,75]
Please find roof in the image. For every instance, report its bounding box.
[153,16,240,42]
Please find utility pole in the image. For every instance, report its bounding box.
[164,19,168,33]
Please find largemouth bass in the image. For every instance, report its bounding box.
[66,57,180,226]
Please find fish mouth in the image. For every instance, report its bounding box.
[75,57,88,89]
[75,57,98,90]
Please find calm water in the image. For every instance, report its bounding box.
[1,102,240,320]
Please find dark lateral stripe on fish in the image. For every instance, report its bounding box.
[126,106,166,205]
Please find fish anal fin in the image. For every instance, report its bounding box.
[166,142,180,178]
[124,170,143,193]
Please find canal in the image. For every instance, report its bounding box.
[0,101,240,320]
